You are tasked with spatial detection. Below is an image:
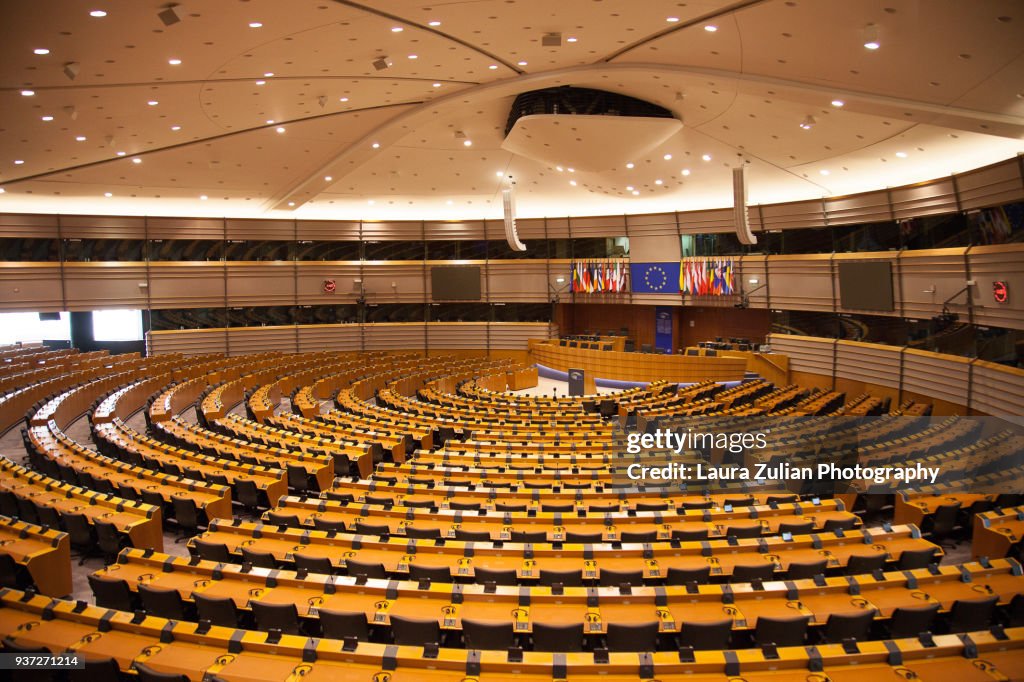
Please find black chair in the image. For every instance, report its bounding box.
[785,559,828,580]
[474,567,517,586]
[635,502,668,512]
[193,539,231,564]
[566,531,603,544]
[390,615,440,647]
[541,503,574,513]
[312,516,346,532]
[195,593,241,628]
[620,530,657,543]
[240,547,278,569]
[355,521,391,537]
[753,615,809,647]
[671,528,709,542]
[678,619,733,650]
[765,495,799,505]
[462,619,514,650]
[94,520,128,562]
[897,547,937,570]
[666,566,711,585]
[286,464,315,494]
[134,662,190,682]
[606,621,659,652]
[68,656,122,682]
[234,479,263,515]
[599,569,644,587]
[724,497,755,508]
[139,584,190,620]
[533,622,583,652]
[14,497,40,526]
[681,501,714,510]
[845,552,887,575]
[731,563,775,582]
[34,503,62,531]
[294,553,335,576]
[777,521,815,536]
[346,559,387,579]
[410,564,453,583]
[405,526,442,540]
[587,504,620,514]
[511,530,548,543]
[251,601,301,635]
[924,503,962,546]
[266,511,301,528]
[364,495,394,508]
[887,603,940,638]
[319,609,370,641]
[62,512,99,565]
[947,596,998,633]
[823,517,857,532]
[724,525,762,539]
[538,569,583,587]
[820,610,874,643]
[495,503,528,512]
[88,574,137,612]
[0,490,19,518]
[0,554,31,590]
[448,501,481,511]
[171,497,203,541]
[454,528,491,542]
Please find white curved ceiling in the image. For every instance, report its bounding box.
[0,0,1021,221]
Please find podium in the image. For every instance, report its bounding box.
[568,368,596,396]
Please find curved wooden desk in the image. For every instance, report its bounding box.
[528,340,747,383]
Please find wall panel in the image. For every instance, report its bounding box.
[295,220,360,241]
[569,214,626,238]
[364,262,425,303]
[898,248,970,321]
[956,157,1024,210]
[63,263,149,310]
[767,334,834,376]
[146,217,224,240]
[226,325,297,356]
[296,262,361,305]
[823,189,892,226]
[148,262,225,309]
[0,263,64,312]
[765,255,833,312]
[60,215,146,240]
[0,213,59,239]
[760,199,826,231]
[890,178,958,219]
[967,244,1024,330]
[626,212,677,238]
[971,360,1024,417]
[486,261,550,302]
[224,262,296,307]
[426,322,488,349]
[835,340,900,389]
[678,208,733,234]
[297,324,362,353]
[148,328,228,356]
[902,349,970,410]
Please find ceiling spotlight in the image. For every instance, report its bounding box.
[41,115,53,121]
[701,154,712,161]
[255,80,266,85]
[432,82,441,87]
[495,171,504,177]
[200,195,208,200]
[158,6,181,27]
[631,190,640,195]
[663,154,672,160]
[249,21,262,28]
[391,26,404,32]
[168,58,181,65]
[75,135,86,141]
[626,185,634,191]
[488,64,498,70]
[517,61,528,66]
[428,21,441,26]
[89,10,107,17]
[567,167,575,173]
[567,36,578,43]
[681,169,691,176]
[131,158,142,164]
[666,16,679,22]
[704,24,718,32]
[104,192,112,198]
[171,125,181,131]
[569,180,577,186]
[0,188,5,194]
[63,62,80,80]
[407,54,418,59]
[371,142,380,148]
[263,72,274,77]
[14,160,24,165]
[819,169,830,175]
[368,200,375,205]
[20,90,34,97]
[863,23,880,49]
[288,201,295,207]
[147,100,159,106]
[276,127,286,133]
[325,175,333,181]
[655,179,663,185]
[339,97,349,102]
[372,56,393,71]
[831,99,845,107]
[625,162,634,169]
[896,151,908,158]
[33,48,50,55]
[116,151,126,156]
[555,166,564,172]
[463,140,472,147]
[799,115,816,130]
[446,200,453,205]
[266,119,275,124]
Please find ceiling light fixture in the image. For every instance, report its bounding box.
[131,158,141,164]
[567,167,575,173]
[655,179,663,185]
[371,142,380,148]
[895,151,907,158]
[248,21,262,28]
[566,36,578,42]
[266,119,275,124]
[168,58,181,65]
[325,175,332,181]
[625,162,634,169]
[488,64,498,69]
[75,135,86,141]
[517,61,528,66]
[263,72,274,77]
[626,186,634,191]
[666,17,679,22]
[171,125,181,131]
[569,180,577,186]
[0,188,5,194]
[288,201,295,207]
[104,192,112,197]
[863,23,880,49]
[463,140,472,147]
[147,100,159,106]
[681,169,691,176]
[702,154,712,161]
[41,115,53,121]
[555,166,563,171]
[14,160,25,165]
[819,169,830,175]
[255,80,266,85]
[391,26,403,32]
[63,62,79,80]
[276,127,286,133]
[495,171,504,177]
[89,10,107,17]
[20,90,34,97]
[663,154,672,160]
[200,195,208,200]
[831,99,845,107]
[432,82,441,87]
[407,54,417,59]
[116,151,126,156]
[33,48,50,55]
[632,190,640,195]
[704,24,718,32]
[428,20,441,26]
[799,115,816,130]
[372,56,393,71]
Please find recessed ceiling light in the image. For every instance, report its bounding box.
[0,188,5,194]
[33,48,50,55]
[666,17,679,22]
[555,166,564,171]
[462,140,472,147]
[704,24,718,32]
[116,151,126,156]
[248,21,262,28]
[20,90,34,97]
[681,169,691,176]
[567,37,578,42]
[517,61,528,66]
[569,180,577,186]
[368,200,375,205]
[567,167,575,173]
[14,160,24,165]
[131,158,141,164]
[446,200,453,205]
[168,58,181,65]
[407,54,417,59]
[799,115,815,130]
[41,115,53,121]
[200,195,208,200]
[171,125,181,131]
[428,21,441,26]
[632,190,640,195]
[625,162,634,169]
[862,24,881,51]
[288,201,295,207]
[488,64,498,70]
[831,99,845,107]
[147,100,158,106]
[819,169,830,176]
[432,82,441,87]
[655,179,663,185]
[276,127,286,133]
[255,80,266,85]
[895,151,907,158]
[75,136,86,141]
[626,186,635,191]
[339,97,349,102]
[864,40,880,50]
[325,175,333,181]
[663,154,673,161]
[702,154,711,161]
[371,142,380,148]
[495,171,504,177]
[391,26,403,32]
[90,10,107,17]
[104,192,112,198]
[263,72,274,77]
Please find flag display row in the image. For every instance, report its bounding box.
[571,259,628,293]
[680,258,736,296]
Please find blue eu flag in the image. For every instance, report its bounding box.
[630,262,681,293]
